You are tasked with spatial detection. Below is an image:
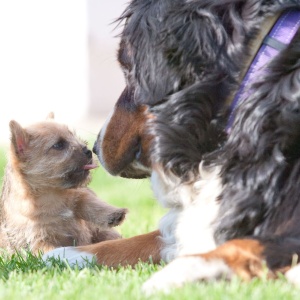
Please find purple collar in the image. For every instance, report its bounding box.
[227,10,300,132]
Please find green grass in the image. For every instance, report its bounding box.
[0,146,299,299]
[88,167,165,238]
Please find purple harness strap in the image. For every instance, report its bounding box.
[227,10,300,132]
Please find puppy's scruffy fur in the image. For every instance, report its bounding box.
[0,114,127,254]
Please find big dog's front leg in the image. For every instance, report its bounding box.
[43,230,162,268]
[79,230,162,267]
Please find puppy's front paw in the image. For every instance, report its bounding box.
[142,256,232,295]
[286,264,300,287]
[108,208,127,227]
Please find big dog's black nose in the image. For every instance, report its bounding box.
[93,141,98,155]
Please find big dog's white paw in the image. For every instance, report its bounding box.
[142,256,232,295]
[42,247,96,268]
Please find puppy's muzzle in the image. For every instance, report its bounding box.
[83,146,92,159]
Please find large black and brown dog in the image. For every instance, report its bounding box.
[44,0,300,292]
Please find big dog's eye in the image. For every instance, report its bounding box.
[52,139,67,150]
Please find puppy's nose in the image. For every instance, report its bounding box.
[83,146,92,159]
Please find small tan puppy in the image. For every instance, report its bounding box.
[0,113,127,254]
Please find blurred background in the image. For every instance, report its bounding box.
[0,0,128,144]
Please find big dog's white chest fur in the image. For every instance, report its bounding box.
[151,164,221,262]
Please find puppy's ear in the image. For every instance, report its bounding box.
[9,120,30,157]
[46,112,55,120]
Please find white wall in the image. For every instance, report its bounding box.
[87,0,127,116]
[0,0,128,143]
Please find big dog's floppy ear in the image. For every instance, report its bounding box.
[9,120,30,158]
[162,5,231,81]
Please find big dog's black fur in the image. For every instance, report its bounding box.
[118,0,300,271]
[215,29,300,269]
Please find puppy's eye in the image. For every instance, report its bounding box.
[52,140,66,150]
